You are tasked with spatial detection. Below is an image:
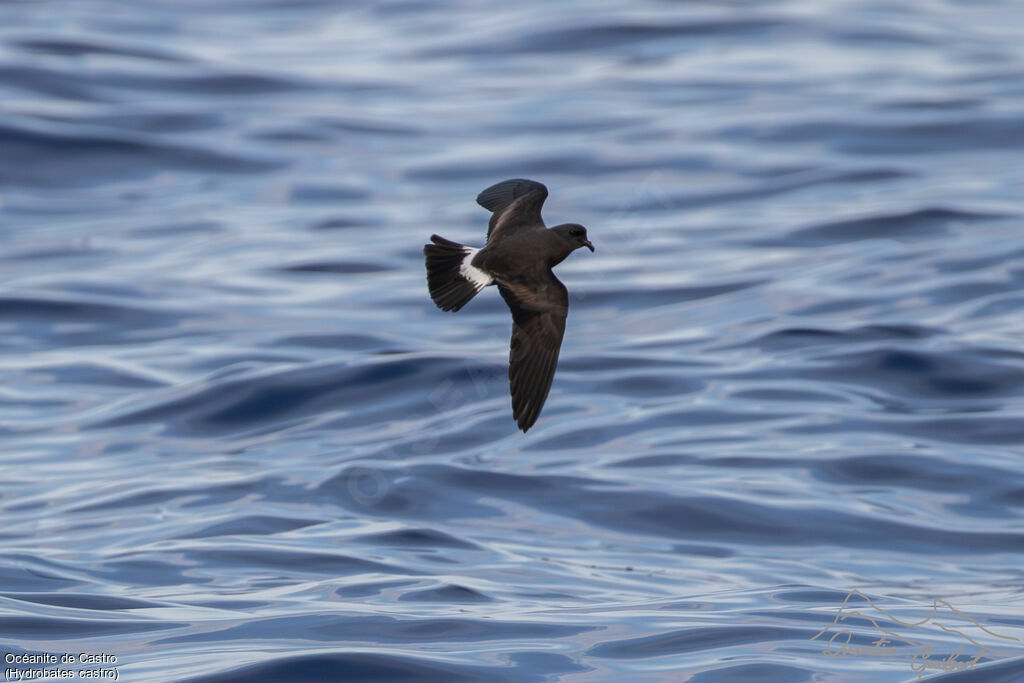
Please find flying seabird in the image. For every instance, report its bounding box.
[424,178,594,432]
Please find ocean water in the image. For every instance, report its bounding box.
[2,0,1024,680]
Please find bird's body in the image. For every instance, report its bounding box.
[424,179,593,432]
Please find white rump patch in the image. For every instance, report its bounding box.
[459,247,493,290]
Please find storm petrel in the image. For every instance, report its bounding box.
[424,178,594,432]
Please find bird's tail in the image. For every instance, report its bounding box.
[424,234,493,312]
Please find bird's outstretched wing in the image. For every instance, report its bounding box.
[476,178,548,241]
[496,270,568,432]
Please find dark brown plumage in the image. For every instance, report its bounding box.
[424,179,594,432]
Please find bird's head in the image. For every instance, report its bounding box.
[553,223,595,252]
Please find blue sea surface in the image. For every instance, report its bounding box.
[2,0,1024,680]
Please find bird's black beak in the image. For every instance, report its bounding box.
[583,240,595,252]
